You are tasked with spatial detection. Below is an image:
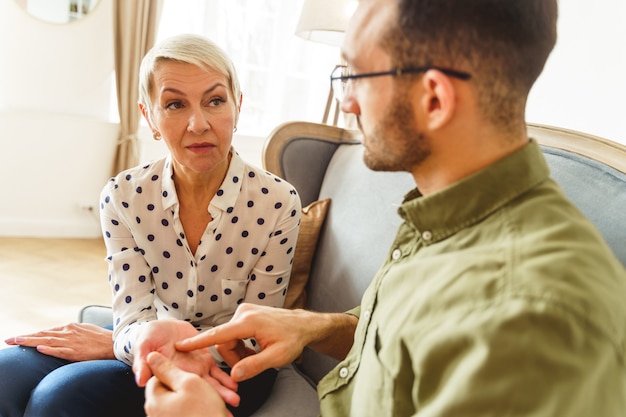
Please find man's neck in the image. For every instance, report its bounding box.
[411,123,528,196]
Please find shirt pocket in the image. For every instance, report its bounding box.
[220,278,249,310]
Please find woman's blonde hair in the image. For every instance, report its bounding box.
[138,33,242,125]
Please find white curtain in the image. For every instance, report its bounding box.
[111,0,162,175]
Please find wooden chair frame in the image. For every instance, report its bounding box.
[263,121,626,176]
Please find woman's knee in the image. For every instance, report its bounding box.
[0,346,68,417]
[24,359,145,417]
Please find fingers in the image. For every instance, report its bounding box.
[13,337,67,358]
[209,364,238,391]
[146,351,181,389]
[227,348,283,382]
[176,304,272,353]
[133,328,162,387]
[5,324,68,342]
[176,323,247,352]
[145,352,232,417]
[144,355,177,417]
[5,335,61,348]
[35,344,72,358]
[133,342,153,387]
[4,323,112,347]
[4,329,61,346]
[147,352,239,408]
[202,374,240,408]
[144,373,168,403]
[134,357,152,387]
[215,339,247,368]
[3,336,25,346]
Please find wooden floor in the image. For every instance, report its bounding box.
[0,237,111,348]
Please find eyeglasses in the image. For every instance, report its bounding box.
[330,64,471,103]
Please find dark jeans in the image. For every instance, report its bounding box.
[0,346,276,417]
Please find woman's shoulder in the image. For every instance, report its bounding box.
[112,157,167,181]
[242,159,297,195]
[103,157,168,194]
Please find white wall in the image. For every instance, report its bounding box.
[0,0,116,237]
[527,0,626,142]
[0,0,624,238]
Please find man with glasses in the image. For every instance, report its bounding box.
[139,0,626,415]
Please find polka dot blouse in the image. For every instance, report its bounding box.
[99,149,301,365]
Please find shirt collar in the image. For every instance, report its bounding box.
[398,139,550,243]
[161,156,177,210]
[160,147,245,212]
[211,148,245,212]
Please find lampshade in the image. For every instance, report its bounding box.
[295,0,358,47]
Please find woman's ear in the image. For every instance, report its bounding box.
[420,70,457,130]
[234,93,243,127]
[139,103,154,130]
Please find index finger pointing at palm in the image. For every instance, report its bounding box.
[175,323,245,352]
[176,303,265,351]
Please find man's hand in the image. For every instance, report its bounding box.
[133,319,240,408]
[3,322,115,361]
[177,304,349,382]
[144,351,231,417]
[177,304,358,382]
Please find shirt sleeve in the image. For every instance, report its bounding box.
[403,303,620,416]
[232,187,301,354]
[241,188,301,307]
[345,306,361,318]
[99,180,157,365]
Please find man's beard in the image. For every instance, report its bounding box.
[361,91,431,173]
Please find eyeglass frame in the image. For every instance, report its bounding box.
[330,64,471,103]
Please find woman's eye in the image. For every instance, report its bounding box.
[164,101,183,110]
[208,97,226,107]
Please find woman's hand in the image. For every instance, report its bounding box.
[133,319,240,408]
[144,351,231,417]
[3,322,115,361]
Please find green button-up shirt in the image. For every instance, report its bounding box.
[317,140,626,416]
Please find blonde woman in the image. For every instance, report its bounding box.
[1,34,301,417]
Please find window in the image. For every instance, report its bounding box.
[156,0,340,138]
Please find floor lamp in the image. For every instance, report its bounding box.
[295,0,357,126]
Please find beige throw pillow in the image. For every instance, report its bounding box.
[283,198,331,310]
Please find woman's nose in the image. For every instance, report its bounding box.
[187,107,210,134]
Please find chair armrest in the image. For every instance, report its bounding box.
[78,304,113,328]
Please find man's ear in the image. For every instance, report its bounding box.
[419,70,456,130]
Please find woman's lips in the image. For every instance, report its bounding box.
[187,143,215,154]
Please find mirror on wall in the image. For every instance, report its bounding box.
[16,0,100,24]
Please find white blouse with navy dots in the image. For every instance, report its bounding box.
[99,149,301,365]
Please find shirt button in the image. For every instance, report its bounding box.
[422,230,433,241]
[392,249,402,260]
[362,310,371,321]
[339,367,349,378]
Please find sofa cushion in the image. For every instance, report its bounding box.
[284,198,331,310]
[251,364,320,417]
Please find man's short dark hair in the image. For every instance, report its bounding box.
[383,0,558,129]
